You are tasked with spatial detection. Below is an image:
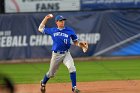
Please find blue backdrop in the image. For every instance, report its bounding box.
[0,10,140,60]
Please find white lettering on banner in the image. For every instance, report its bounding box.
[0,36,28,47]
[0,31,99,47]
[0,32,4,36]
[42,35,52,45]
[1,37,6,47]
[0,31,11,36]
[6,36,12,47]
[4,31,11,36]
[30,35,52,46]
[77,33,100,44]
[30,35,42,46]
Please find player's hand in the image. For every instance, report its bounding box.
[79,42,88,53]
[45,14,53,19]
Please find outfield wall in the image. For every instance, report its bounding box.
[0,10,140,60]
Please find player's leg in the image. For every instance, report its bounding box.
[42,52,65,84]
[41,52,64,93]
[63,52,80,93]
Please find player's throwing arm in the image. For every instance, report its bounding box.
[38,14,53,33]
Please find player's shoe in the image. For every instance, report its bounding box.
[40,81,46,93]
[72,86,80,93]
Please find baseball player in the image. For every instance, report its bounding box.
[38,14,88,93]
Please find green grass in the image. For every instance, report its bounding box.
[0,59,140,84]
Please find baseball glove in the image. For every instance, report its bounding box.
[82,42,88,53]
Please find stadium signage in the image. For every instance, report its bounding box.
[5,0,80,13]
[0,30,98,47]
[81,0,140,10]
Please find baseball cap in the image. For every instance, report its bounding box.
[55,15,67,21]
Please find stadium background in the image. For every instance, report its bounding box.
[0,0,140,93]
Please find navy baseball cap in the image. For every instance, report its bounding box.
[55,15,66,21]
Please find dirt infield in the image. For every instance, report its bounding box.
[14,80,140,93]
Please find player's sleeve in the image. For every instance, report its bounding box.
[42,27,53,35]
[71,30,78,42]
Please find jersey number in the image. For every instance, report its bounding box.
[64,39,67,44]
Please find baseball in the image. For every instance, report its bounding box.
[49,14,53,17]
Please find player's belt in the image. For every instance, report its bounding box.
[53,50,68,54]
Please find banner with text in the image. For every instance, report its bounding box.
[0,10,140,60]
[81,0,140,10]
[5,0,80,13]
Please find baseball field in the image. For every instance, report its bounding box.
[0,59,140,93]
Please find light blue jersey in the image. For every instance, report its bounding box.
[43,27,78,51]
